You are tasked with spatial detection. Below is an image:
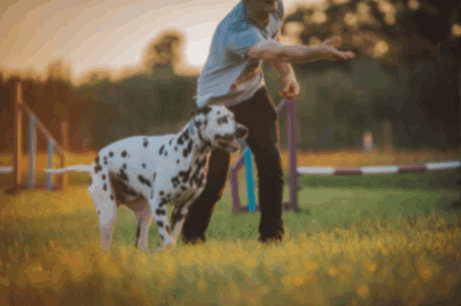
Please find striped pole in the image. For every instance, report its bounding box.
[28,114,36,189]
[297,161,461,175]
[46,139,54,190]
[244,148,257,212]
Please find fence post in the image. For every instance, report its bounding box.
[60,118,69,192]
[28,115,37,189]
[46,139,54,190]
[13,81,23,191]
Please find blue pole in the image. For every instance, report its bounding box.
[244,148,257,212]
[28,115,36,189]
[46,139,54,190]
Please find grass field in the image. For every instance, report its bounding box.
[0,150,460,305]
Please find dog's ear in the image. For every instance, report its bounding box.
[191,106,212,117]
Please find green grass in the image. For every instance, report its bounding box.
[1,169,461,305]
[2,169,459,255]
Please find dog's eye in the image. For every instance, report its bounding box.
[217,116,228,125]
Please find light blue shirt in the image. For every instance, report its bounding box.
[195,0,284,108]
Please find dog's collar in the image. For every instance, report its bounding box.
[190,120,212,151]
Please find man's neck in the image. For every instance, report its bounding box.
[244,4,270,27]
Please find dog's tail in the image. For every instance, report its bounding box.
[45,165,93,174]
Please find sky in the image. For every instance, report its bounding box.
[0,0,318,83]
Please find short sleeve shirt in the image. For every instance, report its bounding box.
[195,0,284,108]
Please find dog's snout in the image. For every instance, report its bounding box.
[235,125,248,138]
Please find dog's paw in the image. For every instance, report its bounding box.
[155,243,174,254]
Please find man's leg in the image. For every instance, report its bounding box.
[181,148,231,244]
[231,87,285,242]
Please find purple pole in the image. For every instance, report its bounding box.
[286,100,299,210]
[229,98,299,214]
[230,168,240,214]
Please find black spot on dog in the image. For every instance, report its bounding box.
[138,175,152,187]
[94,156,102,174]
[103,183,107,191]
[102,174,106,180]
[103,156,108,165]
[155,209,166,216]
[171,176,180,188]
[159,191,164,196]
[109,151,114,157]
[159,197,169,207]
[177,130,189,145]
[160,235,165,241]
[97,210,101,216]
[159,145,165,155]
[192,106,212,116]
[181,185,187,191]
[157,220,164,228]
[178,168,192,183]
[165,151,168,157]
[121,151,127,158]
[196,173,205,188]
[142,163,146,169]
[110,194,114,200]
[143,138,149,148]
[153,173,156,182]
[183,139,193,158]
[189,157,207,188]
[217,116,228,125]
[217,111,220,115]
[177,159,180,164]
[119,169,129,181]
[169,138,173,145]
[123,164,127,170]
[174,146,177,151]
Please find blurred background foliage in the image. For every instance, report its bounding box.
[0,0,460,153]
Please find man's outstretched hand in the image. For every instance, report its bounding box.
[319,37,355,61]
[294,37,355,64]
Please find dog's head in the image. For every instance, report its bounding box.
[192,105,248,153]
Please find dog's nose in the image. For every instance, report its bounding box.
[235,125,248,138]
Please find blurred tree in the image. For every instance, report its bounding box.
[141,29,185,74]
[280,0,461,150]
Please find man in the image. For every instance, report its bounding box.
[181,0,355,244]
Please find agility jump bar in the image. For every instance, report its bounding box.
[297,161,461,176]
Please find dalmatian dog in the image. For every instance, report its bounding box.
[45,105,248,253]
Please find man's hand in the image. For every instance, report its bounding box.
[279,77,301,99]
[293,37,355,64]
[318,37,355,61]
[270,61,301,99]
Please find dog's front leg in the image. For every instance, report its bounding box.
[149,193,174,252]
[170,197,196,244]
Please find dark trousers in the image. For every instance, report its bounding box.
[181,86,285,243]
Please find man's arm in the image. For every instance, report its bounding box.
[247,37,354,63]
[270,61,295,83]
[270,61,301,99]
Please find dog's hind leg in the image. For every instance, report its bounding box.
[88,172,118,253]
